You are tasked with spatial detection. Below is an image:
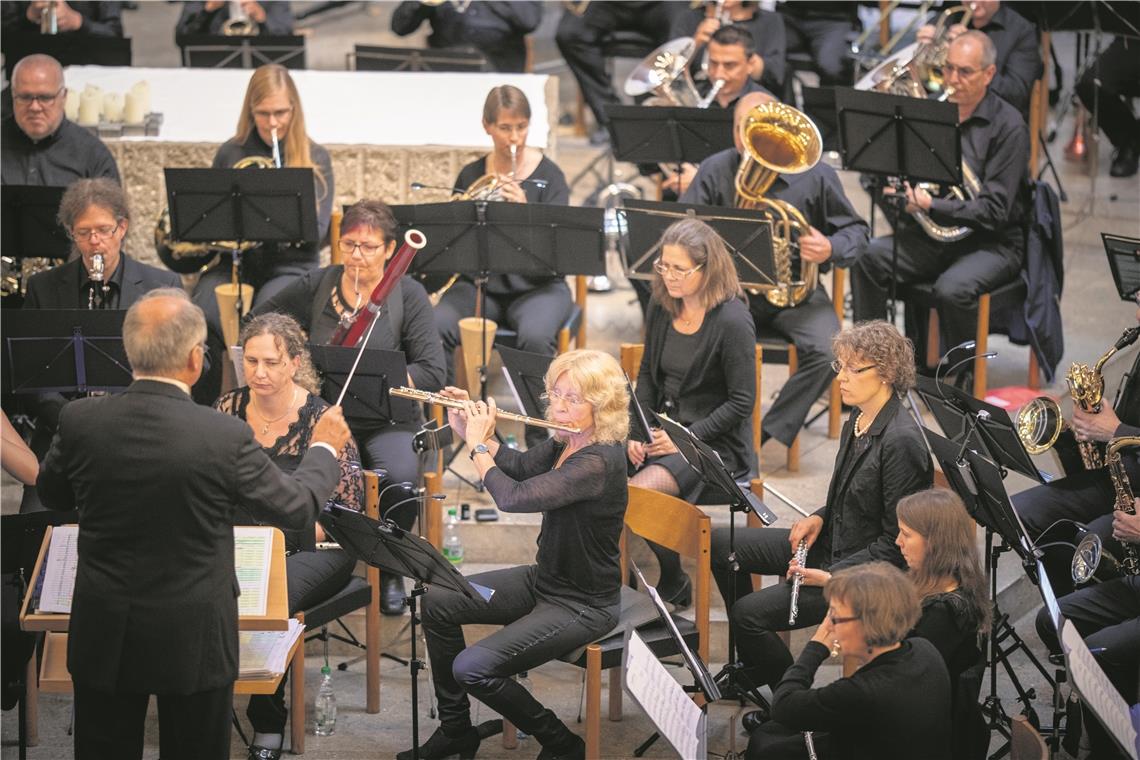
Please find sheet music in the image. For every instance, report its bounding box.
[238,618,304,679]
[1037,561,1061,632]
[36,525,79,614]
[234,526,273,617]
[1062,620,1139,759]
[624,628,705,760]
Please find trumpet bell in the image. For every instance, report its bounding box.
[624,37,700,106]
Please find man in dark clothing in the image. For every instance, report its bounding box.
[1,1,122,38]
[175,1,294,37]
[391,1,542,73]
[1076,36,1140,178]
[670,1,787,95]
[777,1,858,86]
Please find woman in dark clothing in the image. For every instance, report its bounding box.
[749,562,952,760]
[433,85,572,397]
[214,313,363,760]
[896,488,990,760]
[400,349,630,760]
[628,217,756,608]
[713,320,933,698]
[251,199,446,610]
[186,63,334,404]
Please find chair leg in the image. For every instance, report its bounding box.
[291,614,306,755]
[25,648,38,747]
[786,346,799,472]
[1028,349,1040,390]
[973,294,991,399]
[586,645,602,760]
[608,667,622,721]
[557,327,570,355]
[925,308,940,369]
[828,377,841,439]
[503,719,518,750]
[366,588,381,714]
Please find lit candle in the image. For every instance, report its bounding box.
[103,92,124,123]
[77,89,101,126]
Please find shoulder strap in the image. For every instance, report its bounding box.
[386,277,404,342]
[310,267,342,333]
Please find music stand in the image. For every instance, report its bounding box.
[1103,233,1140,302]
[177,34,306,69]
[307,345,415,425]
[626,372,653,445]
[1,185,70,259]
[604,104,734,176]
[497,345,551,421]
[165,167,317,320]
[391,200,605,398]
[348,44,487,72]
[834,87,961,321]
[4,310,131,395]
[2,36,131,78]
[621,199,776,290]
[319,505,487,760]
[800,86,840,153]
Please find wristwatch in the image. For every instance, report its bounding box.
[469,443,490,460]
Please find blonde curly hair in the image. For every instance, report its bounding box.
[544,349,630,444]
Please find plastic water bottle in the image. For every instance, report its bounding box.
[443,508,464,568]
[515,671,533,740]
[315,665,337,736]
[505,433,520,450]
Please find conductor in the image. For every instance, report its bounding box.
[36,288,351,760]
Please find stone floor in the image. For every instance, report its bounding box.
[3,2,1139,758]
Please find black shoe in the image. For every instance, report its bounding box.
[248,746,282,760]
[1110,144,1139,177]
[397,726,481,760]
[381,574,406,616]
[588,127,609,146]
[659,574,692,611]
[536,733,585,760]
[741,706,771,734]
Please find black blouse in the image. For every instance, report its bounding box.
[910,590,982,692]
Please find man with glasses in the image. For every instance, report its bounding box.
[851,31,1030,372]
[1,53,119,186]
[681,91,868,453]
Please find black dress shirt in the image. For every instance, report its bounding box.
[176,1,295,36]
[77,254,124,310]
[1,2,123,38]
[926,90,1029,255]
[670,6,787,94]
[391,1,543,73]
[681,148,870,269]
[1,117,120,186]
[973,4,1043,119]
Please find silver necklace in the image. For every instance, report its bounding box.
[251,386,299,435]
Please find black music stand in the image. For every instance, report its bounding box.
[653,411,777,705]
[1103,233,1140,302]
[319,505,487,760]
[307,345,415,426]
[4,310,131,395]
[165,167,317,320]
[177,34,306,69]
[604,104,735,177]
[497,345,551,421]
[349,43,487,72]
[391,200,605,398]
[2,35,131,78]
[621,199,776,290]
[834,87,960,321]
[1,185,70,259]
[800,86,839,153]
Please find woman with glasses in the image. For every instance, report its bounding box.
[214,312,362,760]
[252,198,446,613]
[433,85,571,445]
[747,562,952,759]
[712,320,932,718]
[628,216,756,609]
[185,63,334,404]
[402,350,629,760]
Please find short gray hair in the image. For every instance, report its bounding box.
[11,54,63,89]
[123,288,205,376]
[57,178,129,230]
[955,30,997,69]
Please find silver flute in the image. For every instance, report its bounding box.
[788,538,808,625]
[804,731,819,760]
[271,127,282,168]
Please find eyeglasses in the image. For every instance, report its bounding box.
[652,260,703,280]
[828,610,860,626]
[251,107,294,122]
[71,222,121,241]
[337,239,385,257]
[14,89,63,106]
[942,63,981,78]
[830,360,877,375]
[542,388,587,406]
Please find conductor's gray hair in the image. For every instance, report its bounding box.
[123,288,206,376]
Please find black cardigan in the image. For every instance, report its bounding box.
[812,394,933,572]
[636,297,756,479]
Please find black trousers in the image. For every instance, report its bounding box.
[851,228,1022,352]
[1035,576,1140,757]
[779,14,855,86]
[421,564,618,747]
[554,1,671,128]
[192,260,315,405]
[359,427,422,530]
[750,288,840,447]
[711,526,829,688]
[247,548,356,735]
[73,681,233,760]
[1076,37,1140,152]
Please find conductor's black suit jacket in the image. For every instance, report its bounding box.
[37,379,340,695]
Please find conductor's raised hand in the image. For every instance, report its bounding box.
[788,514,824,553]
[463,397,497,448]
[313,405,351,453]
[440,386,471,440]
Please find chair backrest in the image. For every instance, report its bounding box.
[1009,714,1048,760]
[623,485,712,662]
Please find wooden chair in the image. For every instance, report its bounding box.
[1009,714,1048,760]
[755,268,846,472]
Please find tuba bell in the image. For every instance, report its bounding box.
[733,101,823,308]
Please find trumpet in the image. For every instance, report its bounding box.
[389,387,582,433]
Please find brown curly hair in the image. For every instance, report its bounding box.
[831,320,916,395]
[239,312,321,395]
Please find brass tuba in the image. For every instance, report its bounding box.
[733,101,823,308]
[1071,436,1140,584]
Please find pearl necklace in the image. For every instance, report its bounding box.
[250,386,299,435]
[853,410,870,437]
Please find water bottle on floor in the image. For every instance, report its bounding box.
[443,508,464,568]
[315,665,337,736]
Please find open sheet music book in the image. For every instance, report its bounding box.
[36,525,78,614]
[239,618,304,679]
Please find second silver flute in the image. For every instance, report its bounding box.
[788,538,808,625]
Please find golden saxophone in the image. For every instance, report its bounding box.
[1071,436,1140,584]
